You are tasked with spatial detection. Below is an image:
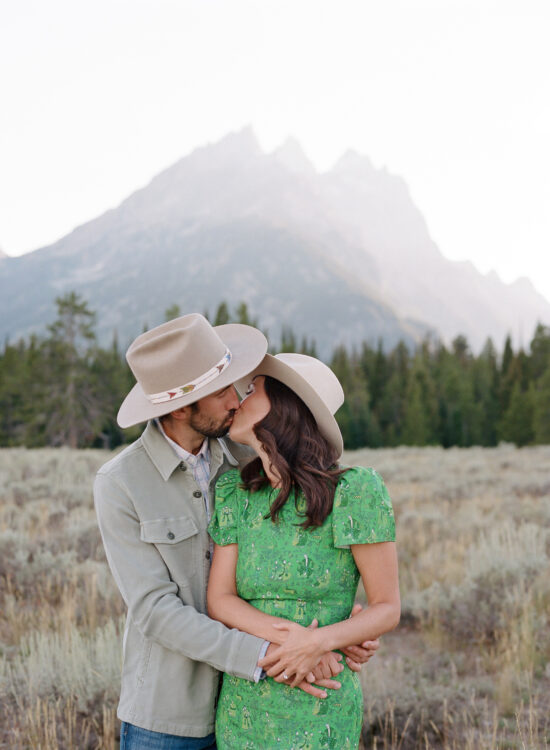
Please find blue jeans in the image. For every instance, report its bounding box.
[119,722,217,750]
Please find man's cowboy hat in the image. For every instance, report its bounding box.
[236,353,345,457]
[117,313,268,428]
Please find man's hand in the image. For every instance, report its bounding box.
[296,675,341,699]
[311,652,344,681]
[342,603,381,671]
[262,640,341,699]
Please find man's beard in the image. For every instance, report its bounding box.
[189,407,236,439]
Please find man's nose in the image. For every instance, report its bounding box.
[226,386,240,411]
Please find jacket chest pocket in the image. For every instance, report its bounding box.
[140,516,199,584]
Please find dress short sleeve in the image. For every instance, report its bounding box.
[332,466,396,548]
[208,469,241,545]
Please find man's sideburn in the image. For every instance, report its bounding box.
[189,399,235,438]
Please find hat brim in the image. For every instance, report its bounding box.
[117,324,268,428]
[235,354,344,458]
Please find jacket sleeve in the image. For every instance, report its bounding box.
[93,469,265,681]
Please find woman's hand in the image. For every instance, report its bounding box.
[259,620,328,687]
[311,652,344,681]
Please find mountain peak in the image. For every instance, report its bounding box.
[486,269,502,283]
[330,149,375,176]
[216,125,261,152]
[271,137,316,176]
[194,126,262,164]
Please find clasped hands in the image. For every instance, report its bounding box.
[258,604,379,699]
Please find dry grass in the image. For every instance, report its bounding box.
[346,445,550,749]
[1,445,549,748]
[0,448,123,749]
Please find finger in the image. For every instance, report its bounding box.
[265,661,286,677]
[346,657,362,672]
[290,670,309,688]
[312,678,341,690]
[307,618,319,630]
[297,682,328,699]
[258,654,279,668]
[273,671,292,684]
[341,646,370,661]
[271,623,291,631]
[361,639,381,651]
[258,647,283,668]
[325,657,342,678]
[350,603,363,617]
[306,672,315,683]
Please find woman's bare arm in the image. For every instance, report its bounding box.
[207,542,346,695]
[259,541,400,685]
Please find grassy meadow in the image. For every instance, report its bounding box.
[0,445,549,749]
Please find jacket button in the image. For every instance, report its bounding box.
[167,531,175,540]
[205,550,211,560]
[179,462,187,471]
[193,491,202,498]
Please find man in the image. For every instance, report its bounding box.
[94,313,377,749]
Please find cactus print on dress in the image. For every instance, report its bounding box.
[208,466,395,750]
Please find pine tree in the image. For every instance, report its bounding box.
[401,356,437,445]
[213,302,230,326]
[500,382,535,446]
[472,338,500,445]
[499,334,515,413]
[529,323,550,381]
[40,292,101,448]
[533,368,550,443]
[280,326,297,353]
[164,304,181,321]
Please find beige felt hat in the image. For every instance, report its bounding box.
[117,313,268,428]
[236,353,345,457]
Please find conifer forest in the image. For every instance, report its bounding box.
[1,293,549,450]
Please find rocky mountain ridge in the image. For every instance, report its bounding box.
[1,128,548,355]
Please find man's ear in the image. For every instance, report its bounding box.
[163,407,189,423]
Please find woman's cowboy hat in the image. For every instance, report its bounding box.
[117,313,267,428]
[236,353,345,457]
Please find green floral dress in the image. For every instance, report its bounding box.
[208,466,395,750]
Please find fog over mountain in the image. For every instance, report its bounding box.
[1,128,548,355]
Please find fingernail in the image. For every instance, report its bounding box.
[320,692,327,699]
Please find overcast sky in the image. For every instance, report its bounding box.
[1,0,549,301]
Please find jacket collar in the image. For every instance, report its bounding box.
[142,421,182,481]
[141,420,234,482]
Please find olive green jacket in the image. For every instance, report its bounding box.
[93,421,264,737]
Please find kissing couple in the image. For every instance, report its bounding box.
[94,312,400,749]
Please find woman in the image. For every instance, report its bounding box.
[207,353,400,749]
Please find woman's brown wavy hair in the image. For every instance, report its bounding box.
[240,376,347,528]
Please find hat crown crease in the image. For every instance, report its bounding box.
[127,314,227,394]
